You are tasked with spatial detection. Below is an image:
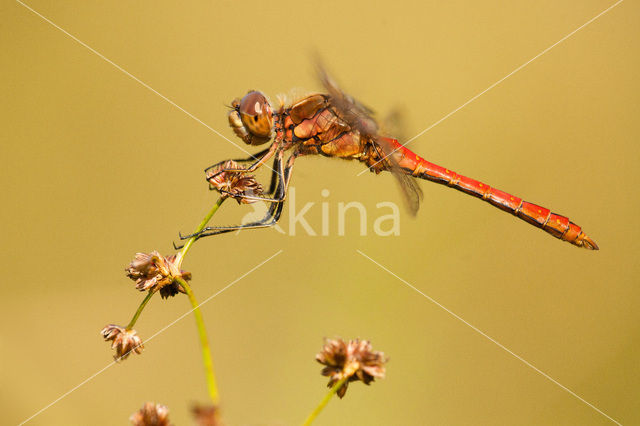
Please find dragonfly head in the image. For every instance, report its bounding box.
[228,91,273,145]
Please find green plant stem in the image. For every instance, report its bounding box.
[124,198,224,403]
[302,376,350,426]
[175,276,219,404]
[175,197,225,268]
[127,290,155,329]
[124,197,225,330]
[170,197,225,405]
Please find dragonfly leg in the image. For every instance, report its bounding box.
[204,146,271,172]
[175,150,300,245]
[218,150,301,204]
[204,141,279,180]
[177,155,286,242]
[177,199,286,242]
[217,189,282,204]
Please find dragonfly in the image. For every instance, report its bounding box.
[179,67,598,250]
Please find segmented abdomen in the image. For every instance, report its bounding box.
[388,140,598,249]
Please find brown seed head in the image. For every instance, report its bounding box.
[126,251,191,296]
[191,404,222,426]
[316,337,388,398]
[101,324,144,361]
[206,160,263,204]
[130,402,172,426]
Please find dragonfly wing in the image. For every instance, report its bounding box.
[379,107,423,215]
[374,136,423,216]
[316,61,379,136]
[380,107,407,140]
[394,172,423,216]
[316,61,423,215]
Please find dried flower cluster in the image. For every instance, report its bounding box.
[101,324,144,360]
[130,402,172,426]
[316,338,388,398]
[206,160,263,204]
[192,404,221,426]
[126,251,192,298]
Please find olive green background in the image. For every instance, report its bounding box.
[2,1,639,425]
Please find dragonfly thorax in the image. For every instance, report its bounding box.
[228,91,274,145]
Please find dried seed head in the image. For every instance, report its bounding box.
[316,338,388,398]
[101,324,144,361]
[191,404,221,426]
[130,402,172,426]
[206,160,263,204]
[159,254,191,299]
[126,251,191,296]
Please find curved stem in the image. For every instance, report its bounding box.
[123,198,224,331]
[125,198,224,402]
[175,276,219,404]
[170,197,225,405]
[175,197,225,268]
[302,376,349,426]
[127,290,155,329]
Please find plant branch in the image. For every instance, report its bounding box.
[303,376,350,426]
[176,276,219,404]
[127,290,155,329]
[175,197,225,267]
[171,197,225,404]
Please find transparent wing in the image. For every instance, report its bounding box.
[316,62,378,135]
[316,61,423,215]
[374,136,423,216]
[378,107,423,215]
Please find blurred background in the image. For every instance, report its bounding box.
[2,1,639,424]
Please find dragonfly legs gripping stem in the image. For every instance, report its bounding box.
[204,142,279,181]
[174,149,299,249]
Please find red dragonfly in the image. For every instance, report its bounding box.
[180,67,598,250]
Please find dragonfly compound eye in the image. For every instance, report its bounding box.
[230,91,273,145]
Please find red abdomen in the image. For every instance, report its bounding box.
[386,138,598,249]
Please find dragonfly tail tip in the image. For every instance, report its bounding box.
[578,233,599,250]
